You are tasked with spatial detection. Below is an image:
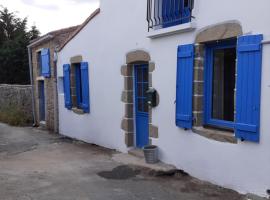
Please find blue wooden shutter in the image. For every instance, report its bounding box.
[41,48,51,78]
[162,0,183,28]
[182,0,192,23]
[63,64,72,109]
[235,34,263,142]
[176,44,194,129]
[80,62,90,113]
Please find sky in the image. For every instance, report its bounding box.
[0,0,100,34]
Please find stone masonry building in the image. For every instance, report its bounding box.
[28,26,79,132]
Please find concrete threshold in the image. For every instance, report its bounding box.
[112,151,176,174]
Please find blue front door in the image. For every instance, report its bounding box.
[39,81,45,121]
[134,64,149,148]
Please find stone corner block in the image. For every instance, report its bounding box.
[121,91,133,103]
[125,132,134,147]
[121,65,132,76]
[149,124,159,138]
[149,62,155,72]
[121,118,134,132]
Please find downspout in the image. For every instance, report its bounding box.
[27,47,37,126]
[53,46,59,133]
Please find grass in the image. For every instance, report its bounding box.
[0,105,32,126]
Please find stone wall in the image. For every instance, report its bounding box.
[31,40,57,131]
[0,84,33,125]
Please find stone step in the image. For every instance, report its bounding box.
[112,152,176,173]
[128,148,144,159]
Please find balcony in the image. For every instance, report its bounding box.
[147,0,194,31]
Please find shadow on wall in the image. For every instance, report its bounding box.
[0,84,33,126]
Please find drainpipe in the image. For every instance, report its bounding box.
[53,46,59,133]
[27,47,37,126]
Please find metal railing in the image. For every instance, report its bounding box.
[147,0,194,31]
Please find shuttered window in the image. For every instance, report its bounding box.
[235,34,263,142]
[175,44,194,129]
[41,48,51,78]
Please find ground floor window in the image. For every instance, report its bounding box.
[176,34,263,142]
[205,39,236,129]
[63,61,90,113]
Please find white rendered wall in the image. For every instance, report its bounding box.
[57,0,270,197]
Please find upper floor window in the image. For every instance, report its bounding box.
[147,0,194,31]
[37,51,42,76]
[36,48,51,78]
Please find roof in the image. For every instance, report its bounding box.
[28,25,80,48]
[58,8,100,51]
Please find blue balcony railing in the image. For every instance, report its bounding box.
[147,0,194,31]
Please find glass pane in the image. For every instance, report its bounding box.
[137,83,143,97]
[138,99,143,112]
[143,98,149,112]
[143,68,148,82]
[143,83,148,98]
[137,68,143,82]
[211,47,236,122]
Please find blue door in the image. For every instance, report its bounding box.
[39,81,45,121]
[134,64,149,148]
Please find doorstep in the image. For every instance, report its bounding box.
[112,149,176,173]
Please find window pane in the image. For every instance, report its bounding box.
[138,99,143,112]
[143,67,148,82]
[143,83,148,98]
[137,68,143,82]
[143,98,149,112]
[137,83,143,97]
[212,48,236,122]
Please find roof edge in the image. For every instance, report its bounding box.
[58,8,101,51]
[27,34,54,48]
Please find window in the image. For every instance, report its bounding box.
[205,39,237,129]
[38,48,51,78]
[74,63,83,109]
[147,0,193,30]
[63,62,90,113]
[176,34,263,143]
[37,51,42,76]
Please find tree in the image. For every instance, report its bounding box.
[0,7,40,84]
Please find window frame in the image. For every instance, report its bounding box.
[74,63,83,109]
[204,39,237,130]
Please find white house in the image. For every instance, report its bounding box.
[56,0,270,197]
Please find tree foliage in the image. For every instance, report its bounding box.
[0,7,40,84]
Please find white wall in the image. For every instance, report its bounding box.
[57,0,270,197]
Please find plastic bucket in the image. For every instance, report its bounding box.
[143,145,159,164]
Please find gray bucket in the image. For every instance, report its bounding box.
[143,145,159,164]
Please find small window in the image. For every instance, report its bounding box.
[69,63,82,109]
[37,51,42,76]
[205,39,237,129]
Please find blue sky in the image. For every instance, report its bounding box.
[0,0,99,34]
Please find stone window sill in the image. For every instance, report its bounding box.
[147,22,196,39]
[72,107,84,115]
[192,126,237,144]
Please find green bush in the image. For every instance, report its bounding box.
[0,105,32,126]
